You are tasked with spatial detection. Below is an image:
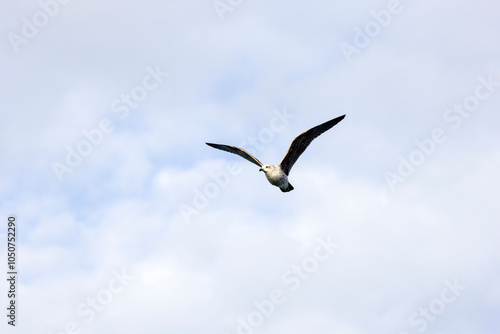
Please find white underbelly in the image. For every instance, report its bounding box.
[265,171,287,186]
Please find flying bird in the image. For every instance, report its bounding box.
[206,114,345,192]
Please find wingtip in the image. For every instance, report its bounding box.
[206,142,219,149]
[335,114,346,122]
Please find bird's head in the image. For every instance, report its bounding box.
[259,165,272,173]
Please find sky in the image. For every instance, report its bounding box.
[1,0,500,333]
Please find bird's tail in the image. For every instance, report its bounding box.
[280,182,294,192]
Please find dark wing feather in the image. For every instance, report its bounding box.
[279,115,345,175]
[206,143,263,167]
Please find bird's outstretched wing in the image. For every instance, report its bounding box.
[206,143,263,167]
[279,114,345,175]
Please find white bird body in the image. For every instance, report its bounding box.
[259,165,293,192]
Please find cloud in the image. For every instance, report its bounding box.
[1,1,500,333]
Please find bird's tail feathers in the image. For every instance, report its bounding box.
[280,183,294,192]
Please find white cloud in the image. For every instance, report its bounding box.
[1,1,500,333]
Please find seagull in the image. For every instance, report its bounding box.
[206,114,345,192]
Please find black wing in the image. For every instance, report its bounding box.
[279,115,345,175]
[206,143,263,167]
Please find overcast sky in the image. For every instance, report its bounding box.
[1,1,500,333]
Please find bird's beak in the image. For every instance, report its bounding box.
[259,168,263,172]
